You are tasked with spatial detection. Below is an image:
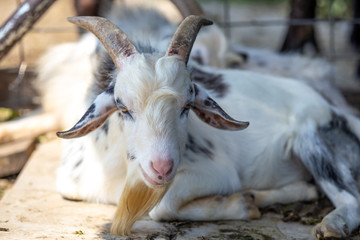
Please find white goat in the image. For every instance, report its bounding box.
[175,0,356,116]
[32,5,360,238]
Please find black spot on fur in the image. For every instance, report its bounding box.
[185,134,214,159]
[95,132,100,142]
[300,112,360,196]
[308,154,347,190]
[190,67,229,98]
[127,152,136,161]
[87,104,96,114]
[203,98,212,107]
[189,86,194,95]
[116,98,123,106]
[105,84,114,95]
[76,104,96,127]
[243,192,255,200]
[237,51,248,63]
[87,52,116,100]
[324,113,360,146]
[256,60,267,67]
[204,139,214,149]
[194,84,199,96]
[101,121,109,135]
[74,158,83,168]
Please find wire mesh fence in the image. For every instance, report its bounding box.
[218,0,359,61]
[2,0,359,68]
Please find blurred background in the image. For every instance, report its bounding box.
[1,0,359,112]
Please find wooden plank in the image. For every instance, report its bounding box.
[0,0,57,60]
[0,69,38,110]
[0,138,36,177]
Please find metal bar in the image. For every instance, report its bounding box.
[0,0,57,61]
[223,0,231,39]
[328,0,335,61]
[218,18,360,28]
[31,27,77,33]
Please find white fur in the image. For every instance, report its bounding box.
[33,4,360,238]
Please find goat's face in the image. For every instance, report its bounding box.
[56,16,249,188]
[114,54,193,186]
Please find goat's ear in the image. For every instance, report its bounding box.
[57,86,117,139]
[191,84,249,131]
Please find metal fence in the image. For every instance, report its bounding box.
[1,1,359,68]
[218,0,358,62]
[0,0,359,107]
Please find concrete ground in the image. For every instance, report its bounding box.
[0,139,317,240]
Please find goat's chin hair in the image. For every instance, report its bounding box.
[110,167,168,236]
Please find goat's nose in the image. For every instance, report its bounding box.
[151,159,174,181]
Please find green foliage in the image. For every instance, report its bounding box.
[199,0,287,3]
[73,230,84,235]
[0,108,20,122]
[317,0,351,18]
[198,0,351,19]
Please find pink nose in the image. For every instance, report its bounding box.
[151,159,174,181]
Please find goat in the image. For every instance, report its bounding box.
[174,0,356,115]
[39,6,360,238]
[2,1,359,238]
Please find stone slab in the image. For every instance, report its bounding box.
[0,140,315,240]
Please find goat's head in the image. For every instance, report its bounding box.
[57,16,249,188]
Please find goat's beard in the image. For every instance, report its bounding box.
[110,164,168,236]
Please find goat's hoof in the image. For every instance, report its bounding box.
[62,194,83,202]
[242,192,260,219]
[312,217,349,239]
[246,205,261,219]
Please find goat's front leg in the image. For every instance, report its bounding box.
[244,181,318,208]
[149,164,261,221]
[151,181,317,222]
[179,192,261,220]
[151,191,260,221]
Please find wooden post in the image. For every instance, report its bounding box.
[0,0,56,61]
[280,0,320,54]
[351,0,360,80]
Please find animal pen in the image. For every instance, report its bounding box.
[1,0,360,239]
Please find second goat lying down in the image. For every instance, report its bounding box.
[42,15,360,239]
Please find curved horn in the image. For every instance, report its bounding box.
[167,15,212,64]
[170,0,204,18]
[67,16,138,70]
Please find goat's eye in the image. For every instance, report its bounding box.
[180,104,192,117]
[119,108,133,120]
